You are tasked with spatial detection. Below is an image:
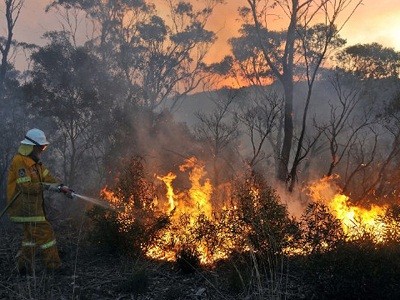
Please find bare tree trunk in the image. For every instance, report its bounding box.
[278,80,294,182]
[248,0,297,183]
[0,0,24,93]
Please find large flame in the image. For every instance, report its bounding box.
[101,157,238,265]
[308,176,388,242]
[147,157,222,264]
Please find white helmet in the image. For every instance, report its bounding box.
[21,128,50,146]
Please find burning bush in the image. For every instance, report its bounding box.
[90,155,304,268]
[145,157,246,265]
[85,156,400,298]
[88,156,169,256]
[381,204,400,244]
[293,177,400,298]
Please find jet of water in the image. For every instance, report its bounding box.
[71,192,118,211]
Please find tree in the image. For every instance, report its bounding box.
[23,33,118,188]
[48,0,223,110]
[0,0,24,94]
[194,90,240,187]
[336,43,400,80]
[357,91,400,201]
[0,66,27,207]
[237,0,362,190]
[322,72,374,177]
[331,42,400,201]
[236,88,282,170]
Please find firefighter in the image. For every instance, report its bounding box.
[7,128,73,275]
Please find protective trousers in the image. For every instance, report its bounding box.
[17,221,61,272]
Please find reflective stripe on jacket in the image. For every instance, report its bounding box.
[7,153,59,222]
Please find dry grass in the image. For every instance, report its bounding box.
[0,219,252,300]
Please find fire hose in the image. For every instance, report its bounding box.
[0,185,114,220]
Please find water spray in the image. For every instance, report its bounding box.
[71,192,121,211]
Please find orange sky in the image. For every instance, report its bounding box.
[204,0,400,62]
[5,0,400,65]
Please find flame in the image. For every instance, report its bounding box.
[156,172,176,213]
[178,157,213,219]
[99,187,137,232]
[101,157,238,265]
[308,176,388,242]
[147,157,220,264]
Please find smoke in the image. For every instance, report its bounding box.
[270,179,307,220]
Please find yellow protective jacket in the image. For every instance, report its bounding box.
[7,151,59,223]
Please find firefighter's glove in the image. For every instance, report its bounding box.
[58,184,74,199]
[42,183,60,192]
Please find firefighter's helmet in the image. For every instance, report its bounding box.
[21,128,49,146]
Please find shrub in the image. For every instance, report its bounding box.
[232,174,301,298]
[234,174,301,255]
[300,202,346,254]
[87,156,169,257]
[295,239,400,299]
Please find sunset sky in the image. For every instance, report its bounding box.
[6,0,400,65]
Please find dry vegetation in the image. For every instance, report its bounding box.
[0,220,304,300]
[3,184,400,299]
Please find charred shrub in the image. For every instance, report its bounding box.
[162,285,187,300]
[117,267,149,296]
[216,252,253,295]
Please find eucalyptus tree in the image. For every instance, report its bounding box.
[23,32,119,188]
[336,43,400,80]
[48,0,223,111]
[230,0,362,191]
[331,43,400,200]
[0,0,24,94]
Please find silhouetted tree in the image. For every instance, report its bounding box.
[24,33,118,188]
[48,0,223,110]
[232,0,362,190]
[0,0,24,94]
[194,90,239,187]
